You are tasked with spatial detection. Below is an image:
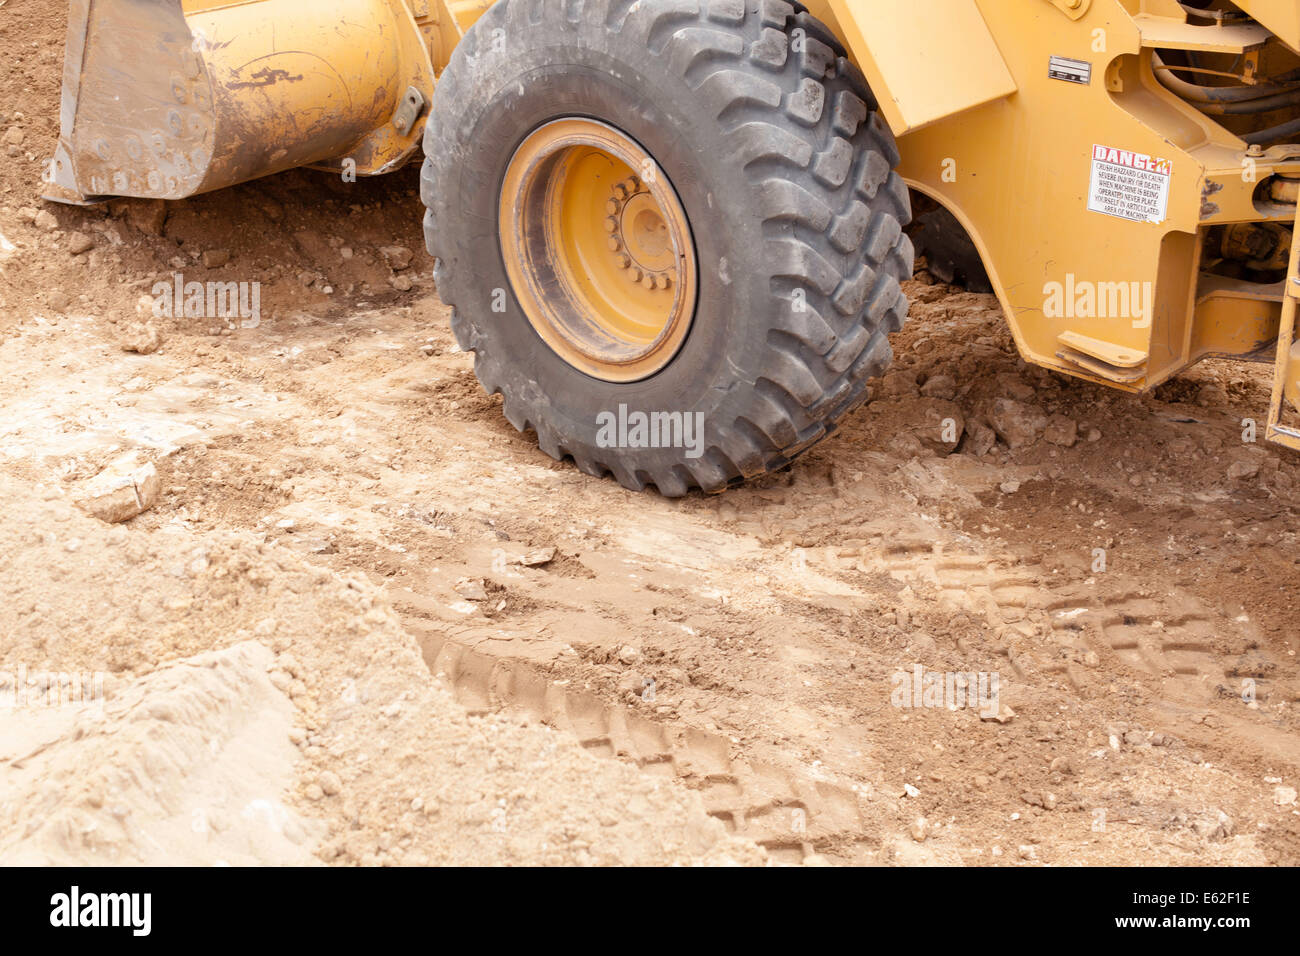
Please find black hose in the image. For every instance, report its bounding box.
[1202,88,1300,115]
[1243,116,1300,145]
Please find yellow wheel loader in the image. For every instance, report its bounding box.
[44,0,1300,494]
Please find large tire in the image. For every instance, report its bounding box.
[421,0,913,496]
[910,202,993,294]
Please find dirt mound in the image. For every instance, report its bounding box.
[2,641,316,866]
[0,476,764,866]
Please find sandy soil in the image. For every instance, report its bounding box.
[2,0,1298,866]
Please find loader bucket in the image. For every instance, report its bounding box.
[44,0,434,204]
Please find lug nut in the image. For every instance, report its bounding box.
[612,184,628,201]
[616,254,631,269]
[656,274,671,290]
[628,267,643,282]
[607,237,622,252]
[642,273,656,290]
[605,199,619,215]
[603,216,618,233]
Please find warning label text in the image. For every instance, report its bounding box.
[1087,144,1171,224]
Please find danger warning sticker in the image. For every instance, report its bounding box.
[1087,144,1172,224]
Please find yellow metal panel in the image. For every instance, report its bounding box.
[825,0,1017,134]
[1057,331,1148,368]
[1266,206,1300,449]
[1233,0,1300,54]
[1130,15,1270,54]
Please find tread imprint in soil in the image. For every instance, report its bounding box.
[400,606,873,861]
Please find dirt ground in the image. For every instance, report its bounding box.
[2,1,1299,866]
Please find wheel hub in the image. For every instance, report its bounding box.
[497,118,697,383]
[607,180,676,290]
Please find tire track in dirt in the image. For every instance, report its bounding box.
[402,616,874,863]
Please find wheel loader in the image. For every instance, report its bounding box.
[43,0,1300,494]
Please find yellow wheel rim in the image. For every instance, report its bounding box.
[498,118,697,382]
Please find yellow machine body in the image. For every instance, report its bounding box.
[45,0,1300,448]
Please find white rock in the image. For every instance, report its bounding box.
[453,577,488,601]
[73,456,160,523]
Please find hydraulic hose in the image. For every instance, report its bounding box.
[1153,52,1300,104]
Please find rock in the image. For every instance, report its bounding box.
[287,537,334,555]
[910,817,928,842]
[882,397,965,456]
[989,398,1048,449]
[67,231,94,255]
[999,479,1020,494]
[291,229,334,262]
[16,206,37,223]
[1194,810,1235,840]
[1018,844,1039,861]
[47,291,73,313]
[73,457,160,524]
[876,369,920,399]
[616,670,646,695]
[257,196,284,222]
[1227,459,1260,481]
[902,783,920,798]
[919,374,957,400]
[34,209,58,231]
[453,577,488,601]
[201,248,231,268]
[519,546,557,567]
[980,704,1016,724]
[1196,383,1229,408]
[617,645,639,665]
[963,420,996,457]
[126,199,168,236]
[317,771,343,796]
[390,274,414,292]
[379,245,414,270]
[1085,427,1102,443]
[997,374,1036,401]
[1275,786,1298,807]
[1043,415,1077,447]
[3,126,24,146]
[118,321,163,355]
